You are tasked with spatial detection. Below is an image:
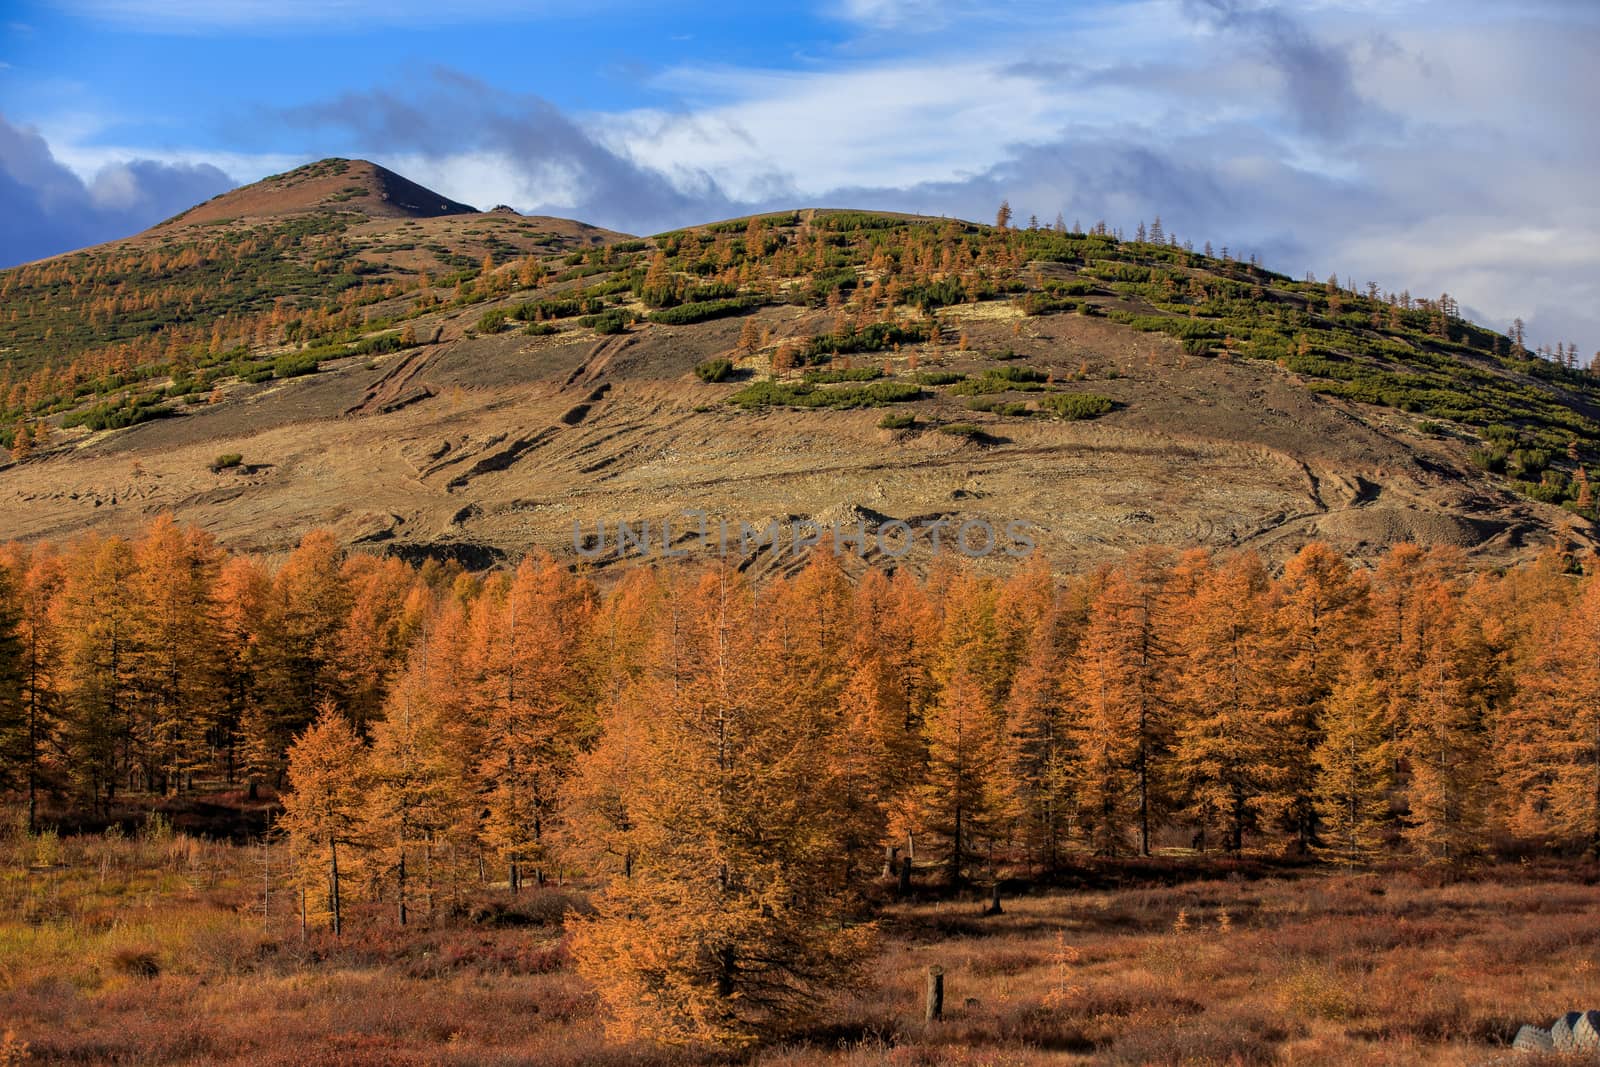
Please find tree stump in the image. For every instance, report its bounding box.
[924,966,944,1023]
[983,883,1003,916]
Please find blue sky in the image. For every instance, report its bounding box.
[2,0,1598,352]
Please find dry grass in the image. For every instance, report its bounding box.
[2,827,1595,1065]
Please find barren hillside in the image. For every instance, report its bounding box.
[160,158,479,228]
[1,166,1594,572]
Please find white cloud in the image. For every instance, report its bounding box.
[48,142,300,188]
[383,151,582,213]
[600,60,1074,198]
[829,0,957,28]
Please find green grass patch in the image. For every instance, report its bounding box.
[695,358,735,383]
[802,366,883,384]
[579,311,634,335]
[648,297,757,325]
[937,422,985,438]
[1040,392,1115,420]
[803,321,929,361]
[273,352,320,379]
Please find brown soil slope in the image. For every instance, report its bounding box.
[1,295,1584,574]
[161,158,477,229]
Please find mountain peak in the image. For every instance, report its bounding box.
[158,157,477,230]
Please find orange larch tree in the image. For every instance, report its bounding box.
[1172,553,1278,854]
[1000,582,1087,870]
[571,566,874,1046]
[246,531,354,787]
[0,543,63,830]
[560,565,663,881]
[128,516,224,794]
[280,701,371,936]
[1495,563,1600,853]
[469,555,594,891]
[1401,579,1490,865]
[0,559,26,815]
[55,535,138,814]
[916,648,1001,883]
[365,607,482,924]
[1270,543,1369,852]
[1069,554,1177,857]
[1313,656,1393,865]
[337,555,428,733]
[212,554,270,790]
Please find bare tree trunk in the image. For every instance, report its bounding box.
[330,836,342,937]
[950,806,964,885]
[1139,776,1151,855]
[1592,721,1600,858]
[397,850,408,926]
[1138,729,1151,857]
[424,838,435,919]
[26,677,38,834]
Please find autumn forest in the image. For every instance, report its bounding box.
[4,518,1600,1051]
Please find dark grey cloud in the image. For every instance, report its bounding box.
[1183,0,1373,140]
[0,114,235,266]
